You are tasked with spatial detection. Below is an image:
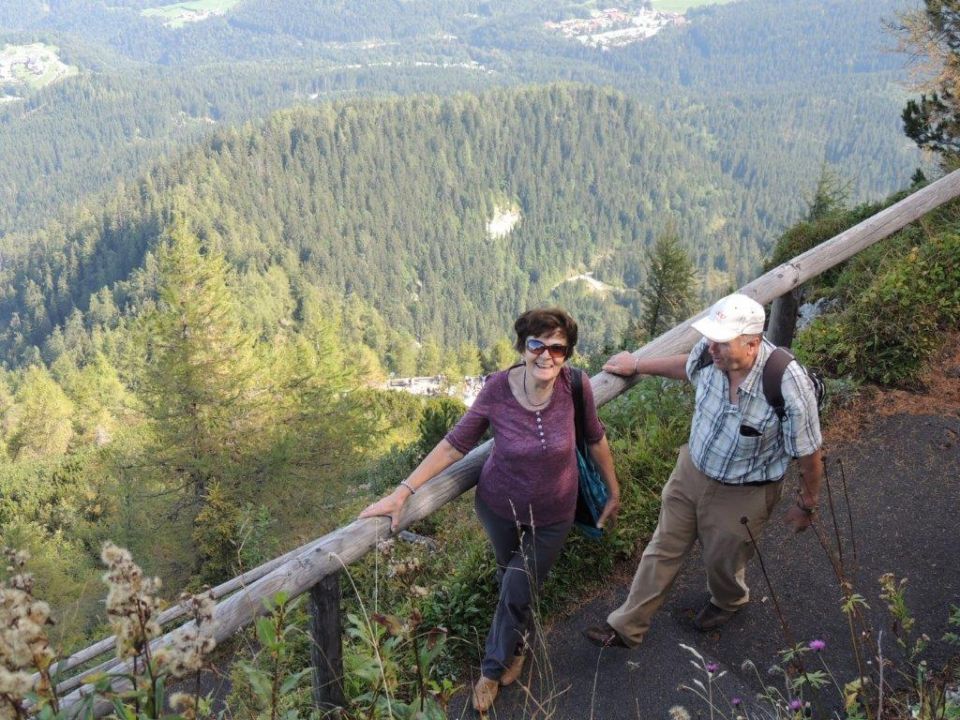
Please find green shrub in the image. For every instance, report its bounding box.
[796,228,960,385]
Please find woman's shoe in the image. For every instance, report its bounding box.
[472,676,499,713]
[500,651,527,686]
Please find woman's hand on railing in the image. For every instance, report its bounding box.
[358,486,412,532]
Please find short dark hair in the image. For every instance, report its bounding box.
[514,307,578,358]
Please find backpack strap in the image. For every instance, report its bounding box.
[695,344,712,372]
[571,367,587,454]
[762,347,795,422]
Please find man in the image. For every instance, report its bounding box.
[584,293,823,647]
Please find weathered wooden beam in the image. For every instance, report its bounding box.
[56,168,960,716]
[310,573,346,711]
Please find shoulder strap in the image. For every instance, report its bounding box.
[762,347,794,422]
[571,368,587,453]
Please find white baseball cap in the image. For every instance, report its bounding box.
[691,293,766,343]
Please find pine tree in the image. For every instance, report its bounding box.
[898,0,960,164]
[139,223,262,506]
[483,337,518,372]
[806,165,850,222]
[8,365,75,461]
[635,223,698,342]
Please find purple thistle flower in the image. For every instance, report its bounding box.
[731,697,742,707]
[808,639,826,651]
[706,662,719,674]
[789,699,804,711]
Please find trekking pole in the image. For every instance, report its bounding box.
[821,457,845,569]
[740,516,796,649]
[836,458,858,562]
[741,516,825,719]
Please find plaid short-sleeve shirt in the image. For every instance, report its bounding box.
[685,338,822,485]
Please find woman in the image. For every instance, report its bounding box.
[359,308,620,713]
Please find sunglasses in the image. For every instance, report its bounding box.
[525,337,568,360]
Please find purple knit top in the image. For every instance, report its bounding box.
[445,365,605,526]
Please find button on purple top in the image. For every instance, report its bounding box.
[445,366,605,526]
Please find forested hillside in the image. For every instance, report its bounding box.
[1,84,760,368]
[0,0,921,236]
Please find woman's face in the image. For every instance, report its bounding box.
[522,329,568,385]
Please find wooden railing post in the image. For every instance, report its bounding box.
[309,572,346,712]
[767,287,802,348]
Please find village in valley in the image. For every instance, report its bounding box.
[0,43,77,99]
[385,375,485,406]
[545,3,687,49]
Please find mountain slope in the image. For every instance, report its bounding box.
[0,0,921,236]
[0,84,776,365]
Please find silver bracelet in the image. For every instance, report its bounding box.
[399,479,416,495]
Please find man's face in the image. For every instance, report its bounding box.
[707,335,759,373]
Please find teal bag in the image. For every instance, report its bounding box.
[571,369,609,539]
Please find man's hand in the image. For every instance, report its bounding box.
[784,503,815,533]
[603,351,638,377]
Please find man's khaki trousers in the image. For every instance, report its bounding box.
[607,445,783,647]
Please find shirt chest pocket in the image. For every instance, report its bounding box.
[738,402,779,446]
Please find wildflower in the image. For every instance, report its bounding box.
[706,662,719,674]
[788,698,804,711]
[669,706,692,720]
[731,697,742,707]
[808,639,826,651]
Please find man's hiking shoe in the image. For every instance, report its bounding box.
[472,676,499,713]
[693,602,738,631]
[582,623,629,648]
[500,651,527,686]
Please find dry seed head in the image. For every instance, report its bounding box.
[169,692,197,720]
[376,539,396,555]
[388,557,422,578]
[100,543,163,659]
[0,668,33,697]
[0,555,54,691]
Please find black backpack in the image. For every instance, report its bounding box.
[696,345,825,421]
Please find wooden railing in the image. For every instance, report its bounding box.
[50,169,960,716]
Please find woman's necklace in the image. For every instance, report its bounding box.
[523,367,553,408]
